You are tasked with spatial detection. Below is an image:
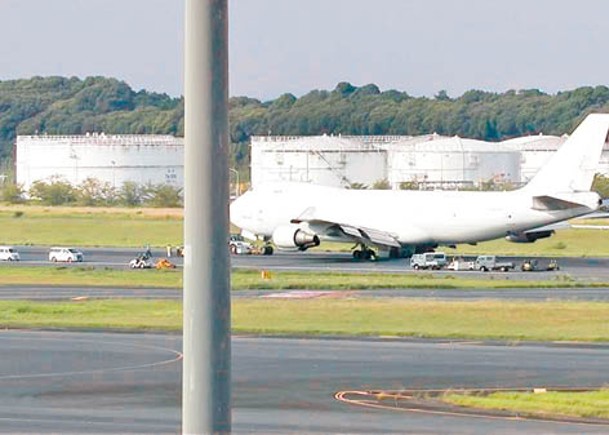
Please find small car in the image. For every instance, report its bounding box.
[49,247,84,263]
[229,234,252,255]
[0,246,20,261]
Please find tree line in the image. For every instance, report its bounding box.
[2,176,182,207]
[1,76,609,173]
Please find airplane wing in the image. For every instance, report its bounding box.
[292,207,401,248]
[337,224,401,248]
[506,221,570,243]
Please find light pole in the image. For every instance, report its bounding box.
[229,167,240,196]
[110,160,116,189]
[183,1,231,433]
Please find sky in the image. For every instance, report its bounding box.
[0,0,608,101]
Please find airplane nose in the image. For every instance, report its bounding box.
[229,194,246,227]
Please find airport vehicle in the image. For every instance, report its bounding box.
[129,256,152,269]
[0,246,20,261]
[49,247,83,263]
[521,259,560,271]
[474,255,514,272]
[155,258,176,269]
[446,257,474,271]
[229,234,252,255]
[230,114,609,260]
[410,252,447,270]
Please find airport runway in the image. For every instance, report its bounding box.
[5,246,609,281]
[2,248,608,433]
[0,331,607,434]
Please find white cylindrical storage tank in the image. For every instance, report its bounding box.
[15,134,184,191]
[501,135,565,184]
[250,135,390,188]
[387,136,521,188]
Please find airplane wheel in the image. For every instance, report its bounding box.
[264,246,274,255]
[353,250,362,260]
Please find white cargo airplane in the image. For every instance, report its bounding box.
[230,114,609,259]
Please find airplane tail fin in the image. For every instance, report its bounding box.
[523,113,609,194]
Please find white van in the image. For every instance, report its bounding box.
[0,246,20,261]
[410,252,447,270]
[49,247,84,263]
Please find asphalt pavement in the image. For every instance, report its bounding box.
[0,331,608,434]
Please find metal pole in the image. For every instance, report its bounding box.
[229,168,239,197]
[183,1,231,434]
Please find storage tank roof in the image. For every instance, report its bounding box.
[388,136,516,153]
[16,133,183,147]
[251,134,393,152]
[500,134,566,151]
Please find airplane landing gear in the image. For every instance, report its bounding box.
[352,245,377,261]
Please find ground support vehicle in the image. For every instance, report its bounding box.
[251,245,274,255]
[474,255,514,272]
[155,258,176,269]
[129,256,153,269]
[521,259,538,272]
[410,252,447,270]
[521,259,560,271]
[49,247,84,263]
[446,258,474,271]
[0,246,20,261]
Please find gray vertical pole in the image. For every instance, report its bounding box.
[183,0,231,434]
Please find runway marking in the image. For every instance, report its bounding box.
[334,388,609,427]
[0,330,182,380]
[262,290,353,299]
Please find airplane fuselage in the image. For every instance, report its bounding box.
[230,182,596,247]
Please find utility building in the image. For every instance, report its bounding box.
[15,133,184,190]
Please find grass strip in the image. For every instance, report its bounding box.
[442,390,609,420]
[2,299,609,342]
[0,204,609,256]
[0,266,183,288]
[0,267,602,289]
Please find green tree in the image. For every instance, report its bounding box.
[77,177,117,206]
[28,176,76,205]
[592,173,609,198]
[371,179,391,189]
[119,181,143,206]
[1,182,25,203]
[145,184,183,208]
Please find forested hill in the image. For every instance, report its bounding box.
[0,76,182,161]
[2,76,609,166]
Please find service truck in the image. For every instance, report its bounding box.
[474,255,515,272]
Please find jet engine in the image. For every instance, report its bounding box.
[505,230,554,243]
[272,224,320,251]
